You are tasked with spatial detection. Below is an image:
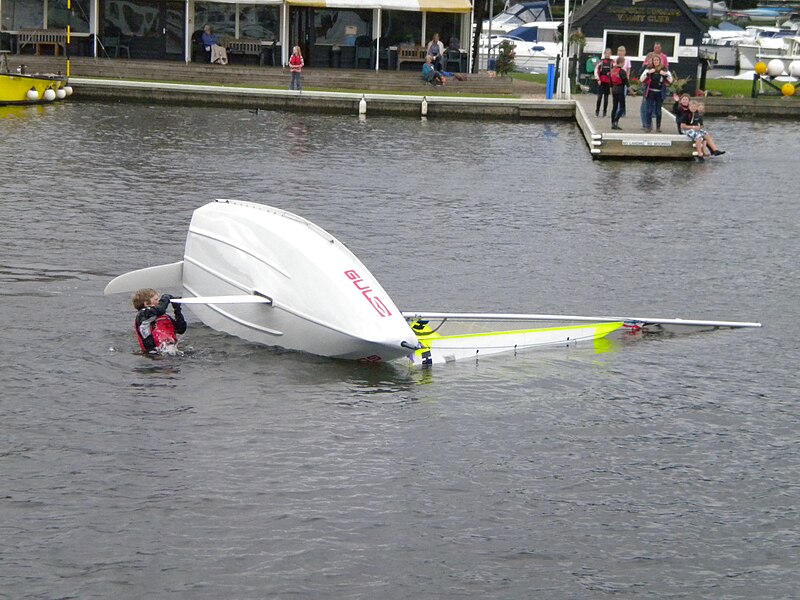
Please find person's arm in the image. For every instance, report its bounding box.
[172,303,187,335]
[138,295,171,321]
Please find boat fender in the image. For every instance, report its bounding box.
[26,88,38,101]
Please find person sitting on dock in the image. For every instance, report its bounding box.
[641,55,672,133]
[672,93,691,133]
[422,55,445,86]
[202,24,228,65]
[680,100,725,159]
[594,48,614,117]
[610,57,629,130]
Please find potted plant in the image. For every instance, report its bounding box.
[495,40,516,76]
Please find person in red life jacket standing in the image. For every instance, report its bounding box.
[132,288,187,355]
[594,48,614,117]
[609,57,629,130]
[289,46,304,91]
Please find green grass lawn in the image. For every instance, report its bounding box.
[702,78,755,97]
[513,72,796,98]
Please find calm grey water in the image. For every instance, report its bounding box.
[1,101,798,599]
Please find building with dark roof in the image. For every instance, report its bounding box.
[571,0,707,92]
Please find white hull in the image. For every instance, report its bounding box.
[182,201,418,361]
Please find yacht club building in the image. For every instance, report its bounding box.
[0,0,473,68]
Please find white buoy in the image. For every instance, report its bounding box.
[767,58,785,77]
[421,96,428,116]
[56,88,67,99]
[789,61,800,78]
[43,88,56,101]
[358,94,367,115]
[64,85,74,96]
[26,88,38,101]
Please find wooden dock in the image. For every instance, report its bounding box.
[574,94,696,160]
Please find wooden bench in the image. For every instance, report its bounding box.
[396,46,427,70]
[226,38,278,66]
[16,29,66,56]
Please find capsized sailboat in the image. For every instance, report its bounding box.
[104,200,761,365]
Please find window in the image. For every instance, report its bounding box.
[314,9,371,46]
[48,0,91,33]
[605,31,640,56]
[381,10,422,46]
[642,33,677,57]
[196,2,236,37]
[239,4,279,41]
[426,11,461,49]
[604,31,680,59]
[2,0,44,30]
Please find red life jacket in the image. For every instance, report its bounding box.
[597,58,613,84]
[136,314,178,352]
[610,67,624,87]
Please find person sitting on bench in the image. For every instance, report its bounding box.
[202,24,228,65]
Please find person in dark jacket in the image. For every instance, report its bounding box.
[610,57,629,130]
[594,48,614,117]
[132,288,187,354]
[672,93,691,133]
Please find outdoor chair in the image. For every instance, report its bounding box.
[445,49,462,72]
[103,33,130,59]
[354,35,372,68]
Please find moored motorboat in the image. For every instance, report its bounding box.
[0,68,71,105]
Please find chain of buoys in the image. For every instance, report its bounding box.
[754,60,799,96]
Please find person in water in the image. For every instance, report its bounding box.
[132,288,187,354]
